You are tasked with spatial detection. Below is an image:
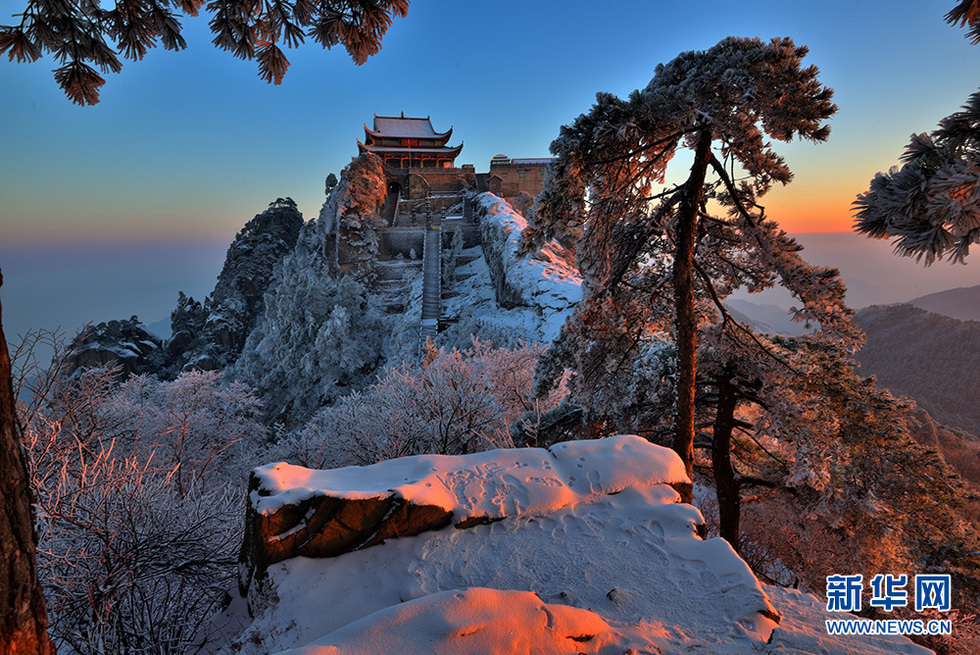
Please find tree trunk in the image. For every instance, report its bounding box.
[712,375,740,553]
[0,270,56,655]
[671,126,713,502]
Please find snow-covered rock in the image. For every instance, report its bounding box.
[475,193,581,341]
[216,435,930,654]
[239,435,691,587]
[69,316,162,377]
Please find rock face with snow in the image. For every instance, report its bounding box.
[239,435,692,591]
[68,316,162,377]
[475,193,581,333]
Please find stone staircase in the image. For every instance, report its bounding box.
[370,192,478,351]
[420,197,441,347]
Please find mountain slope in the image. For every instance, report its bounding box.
[854,304,980,435]
[908,284,980,322]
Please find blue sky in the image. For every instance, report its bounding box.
[3,0,979,245]
[1,0,979,341]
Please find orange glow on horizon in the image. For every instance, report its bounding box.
[760,180,863,233]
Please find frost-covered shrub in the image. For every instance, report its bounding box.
[35,468,240,655]
[105,370,264,492]
[275,340,554,468]
[16,357,261,654]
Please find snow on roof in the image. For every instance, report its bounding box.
[251,434,688,523]
[369,115,449,139]
[509,158,553,165]
[490,157,554,167]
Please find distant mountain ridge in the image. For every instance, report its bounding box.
[854,303,980,436]
[907,284,980,322]
[723,299,809,336]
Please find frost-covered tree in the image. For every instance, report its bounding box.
[741,337,980,635]
[853,2,980,264]
[164,198,304,375]
[0,0,410,104]
[234,269,384,427]
[13,333,262,654]
[233,202,385,426]
[527,37,847,497]
[854,93,980,264]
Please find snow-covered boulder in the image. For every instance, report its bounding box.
[239,435,691,590]
[69,316,162,377]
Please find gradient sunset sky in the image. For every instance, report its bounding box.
[2,0,979,248]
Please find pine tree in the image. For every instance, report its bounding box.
[0,272,54,655]
[0,0,409,105]
[854,1,980,264]
[854,93,980,264]
[527,37,849,502]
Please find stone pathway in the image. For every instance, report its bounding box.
[420,197,441,347]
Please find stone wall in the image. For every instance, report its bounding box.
[487,160,550,203]
[386,168,477,199]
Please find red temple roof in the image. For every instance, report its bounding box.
[359,113,463,168]
[357,140,463,157]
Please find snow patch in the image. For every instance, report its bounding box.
[251,434,688,524]
[277,588,628,655]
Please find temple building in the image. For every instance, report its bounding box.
[488,154,552,203]
[357,113,463,169]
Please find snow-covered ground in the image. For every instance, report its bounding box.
[215,436,930,655]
